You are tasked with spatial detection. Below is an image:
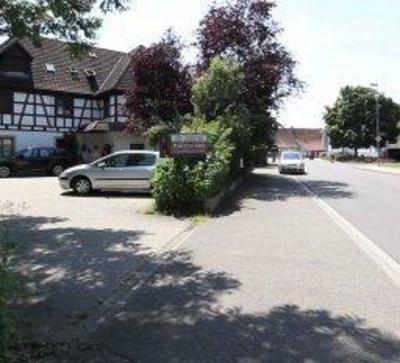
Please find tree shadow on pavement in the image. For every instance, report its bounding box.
[1,214,150,354]
[70,250,400,363]
[217,171,355,216]
[3,214,399,362]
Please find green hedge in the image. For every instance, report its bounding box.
[152,120,236,215]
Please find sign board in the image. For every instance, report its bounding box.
[375,135,383,143]
[168,134,208,156]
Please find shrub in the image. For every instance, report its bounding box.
[153,119,236,215]
[334,152,354,162]
[152,158,202,215]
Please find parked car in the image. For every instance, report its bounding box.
[59,150,160,195]
[278,151,306,174]
[0,147,73,178]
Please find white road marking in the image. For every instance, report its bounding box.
[297,178,400,288]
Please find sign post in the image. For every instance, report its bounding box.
[167,134,208,157]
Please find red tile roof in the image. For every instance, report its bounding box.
[275,128,327,152]
[0,37,131,96]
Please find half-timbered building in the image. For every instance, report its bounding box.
[0,37,144,158]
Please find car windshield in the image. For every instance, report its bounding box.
[282,152,301,160]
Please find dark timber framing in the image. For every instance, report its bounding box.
[0,88,127,133]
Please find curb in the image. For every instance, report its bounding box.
[204,174,245,214]
[353,166,400,176]
[296,177,400,289]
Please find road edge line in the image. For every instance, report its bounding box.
[297,178,400,288]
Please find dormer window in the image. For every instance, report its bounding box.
[45,63,56,74]
[84,69,96,77]
[69,66,79,80]
[88,51,97,59]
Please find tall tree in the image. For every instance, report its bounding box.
[197,0,300,146]
[192,57,252,159]
[125,31,192,133]
[324,86,400,156]
[0,0,129,55]
[192,57,246,121]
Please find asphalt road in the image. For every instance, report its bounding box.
[304,159,400,265]
[79,166,400,363]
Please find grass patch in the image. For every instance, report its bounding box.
[140,202,160,216]
[191,214,210,226]
[383,162,400,169]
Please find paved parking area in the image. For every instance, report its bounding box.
[0,176,191,347]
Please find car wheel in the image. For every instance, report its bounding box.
[0,166,11,178]
[72,177,92,195]
[52,164,64,176]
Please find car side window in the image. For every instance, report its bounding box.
[31,148,40,158]
[17,148,33,158]
[126,154,156,167]
[101,154,128,168]
[39,148,51,158]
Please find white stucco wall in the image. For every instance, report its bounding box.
[0,130,63,151]
[75,132,148,153]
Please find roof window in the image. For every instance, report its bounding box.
[84,69,96,78]
[45,63,56,74]
[69,66,79,80]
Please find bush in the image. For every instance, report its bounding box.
[152,158,201,215]
[334,153,354,162]
[153,120,236,215]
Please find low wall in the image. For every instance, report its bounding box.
[204,174,244,214]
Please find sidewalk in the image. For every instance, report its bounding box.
[71,168,400,363]
[351,162,400,175]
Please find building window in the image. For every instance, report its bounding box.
[103,96,110,117]
[0,137,14,158]
[56,95,74,116]
[0,90,13,114]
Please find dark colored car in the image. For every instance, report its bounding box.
[0,147,73,178]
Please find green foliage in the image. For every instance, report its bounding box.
[191,58,253,162]
[146,123,177,149]
[152,158,201,215]
[325,86,400,153]
[190,121,236,199]
[0,0,129,56]
[0,227,17,363]
[153,119,236,215]
[192,57,246,121]
[153,58,255,215]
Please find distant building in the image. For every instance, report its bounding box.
[274,128,328,157]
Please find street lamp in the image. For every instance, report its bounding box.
[370,83,381,166]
